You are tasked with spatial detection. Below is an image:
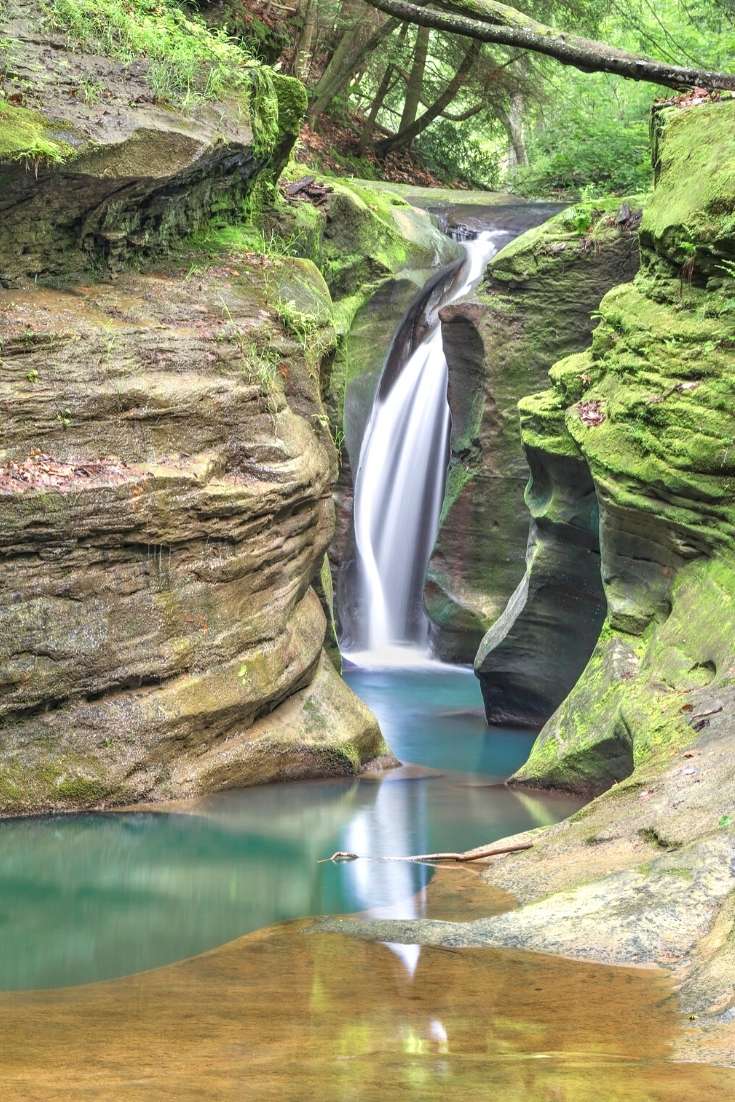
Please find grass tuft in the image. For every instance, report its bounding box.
[41,0,258,108]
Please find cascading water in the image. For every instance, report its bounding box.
[348,230,505,664]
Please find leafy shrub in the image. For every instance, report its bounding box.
[510,102,651,198]
[414,117,501,189]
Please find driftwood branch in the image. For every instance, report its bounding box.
[318,841,533,864]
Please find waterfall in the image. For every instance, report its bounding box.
[348,230,505,665]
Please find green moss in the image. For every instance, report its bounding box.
[638,827,682,851]
[43,0,257,107]
[644,100,735,276]
[0,98,73,165]
[54,776,109,803]
[490,195,645,285]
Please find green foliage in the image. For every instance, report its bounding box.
[42,0,258,107]
[414,116,501,189]
[510,0,735,198]
[510,79,652,198]
[0,97,73,165]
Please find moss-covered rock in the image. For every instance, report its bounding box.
[427,198,641,663]
[0,1,306,286]
[512,98,735,792]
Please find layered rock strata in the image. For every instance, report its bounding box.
[427,200,641,665]
[0,3,391,811]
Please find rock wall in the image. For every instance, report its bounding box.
[427,200,641,664]
[0,3,390,812]
[511,98,735,793]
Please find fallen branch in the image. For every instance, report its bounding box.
[318,841,533,864]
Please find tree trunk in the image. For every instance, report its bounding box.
[361,0,735,91]
[399,26,430,133]
[308,11,401,119]
[360,63,398,145]
[377,39,481,155]
[293,0,318,83]
[501,89,526,167]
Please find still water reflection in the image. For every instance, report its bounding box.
[0,665,579,990]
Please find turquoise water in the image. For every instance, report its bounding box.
[0,664,579,991]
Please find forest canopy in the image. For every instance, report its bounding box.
[162,1,733,194]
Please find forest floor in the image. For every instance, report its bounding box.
[296,115,463,187]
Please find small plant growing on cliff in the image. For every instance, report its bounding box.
[79,78,104,105]
[0,98,72,166]
[219,300,282,407]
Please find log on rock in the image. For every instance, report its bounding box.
[282,177,335,206]
[318,841,533,863]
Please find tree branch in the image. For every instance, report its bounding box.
[360,0,735,90]
[376,39,481,153]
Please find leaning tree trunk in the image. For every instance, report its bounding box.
[360,62,398,146]
[500,89,527,168]
[308,10,401,119]
[361,0,735,91]
[376,39,481,155]
[399,26,430,134]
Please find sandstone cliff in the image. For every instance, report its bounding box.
[0,0,392,811]
[427,200,641,667]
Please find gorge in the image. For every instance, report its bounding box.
[0,0,734,1097]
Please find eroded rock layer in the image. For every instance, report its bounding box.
[427,199,641,664]
[0,2,397,810]
[513,99,735,793]
[0,259,388,811]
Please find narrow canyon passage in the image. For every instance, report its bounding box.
[2,205,728,1098]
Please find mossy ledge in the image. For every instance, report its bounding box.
[0,0,305,286]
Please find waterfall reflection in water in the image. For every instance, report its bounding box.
[4,913,733,1102]
[0,773,577,991]
[349,231,507,663]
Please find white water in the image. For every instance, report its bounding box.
[349,230,505,667]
